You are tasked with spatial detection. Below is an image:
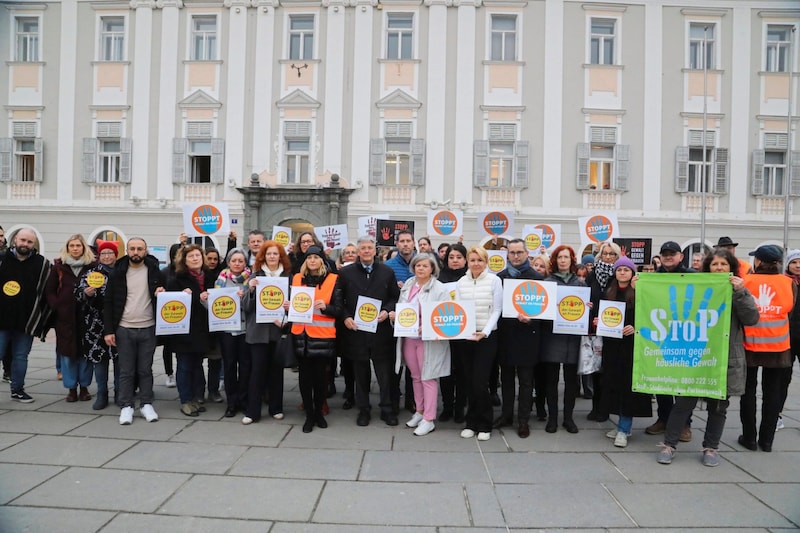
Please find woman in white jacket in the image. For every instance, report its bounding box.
[392,253,451,436]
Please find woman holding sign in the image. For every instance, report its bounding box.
[242,240,292,425]
[455,246,503,441]
[291,246,343,433]
[438,243,468,422]
[166,245,216,417]
[391,253,451,436]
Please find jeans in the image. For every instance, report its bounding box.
[618,415,633,435]
[665,395,729,449]
[247,342,284,420]
[499,364,534,423]
[176,352,203,404]
[194,358,222,398]
[59,354,93,389]
[741,366,785,447]
[219,333,251,409]
[456,335,498,433]
[0,330,34,392]
[116,326,156,408]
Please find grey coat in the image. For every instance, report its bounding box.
[242,270,289,344]
[394,276,452,380]
[727,285,760,396]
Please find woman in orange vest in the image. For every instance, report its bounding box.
[291,246,343,433]
[740,245,797,452]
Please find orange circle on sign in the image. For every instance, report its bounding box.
[161,301,187,323]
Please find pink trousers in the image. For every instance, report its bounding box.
[403,338,439,421]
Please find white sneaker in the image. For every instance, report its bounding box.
[414,419,435,436]
[606,429,619,439]
[776,416,784,431]
[460,428,475,439]
[272,413,284,420]
[165,375,176,388]
[140,404,159,422]
[242,416,253,425]
[614,432,628,448]
[119,406,134,425]
[406,412,424,428]
[477,432,491,441]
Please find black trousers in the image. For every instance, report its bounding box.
[353,356,394,415]
[499,364,534,423]
[544,362,578,422]
[441,345,467,414]
[298,356,328,417]
[456,335,498,433]
[533,363,547,416]
[741,366,785,446]
[340,356,355,401]
[219,333,251,410]
[247,342,284,421]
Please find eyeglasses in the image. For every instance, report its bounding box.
[601,251,617,257]
[99,251,116,256]
[507,251,527,256]
[300,239,314,245]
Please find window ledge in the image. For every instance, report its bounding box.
[91,60,131,66]
[378,58,422,64]
[681,68,725,74]
[482,60,526,67]
[479,186,524,191]
[182,60,223,65]
[278,58,321,65]
[582,63,624,70]
[6,61,46,67]
[758,71,798,77]
[379,183,420,188]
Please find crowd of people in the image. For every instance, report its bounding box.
[0,224,797,466]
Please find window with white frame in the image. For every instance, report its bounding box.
[687,148,712,193]
[189,140,212,183]
[766,25,792,73]
[763,152,786,196]
[490,15,516,61]
[370,124,425,186]
[83,122,131,184]
[172,123,224,184]
[15,16,39,62]
[192,15,217,61]
[689,23,715,70]
[576,127,630,191]
[284,122,310,184]
[0,122,42,183]
[386,13,413,60]
[751,134,799,197]
[289,15,314,60]
[675,131,729,195]
[590,18,615,65]
[15,140,36,182]
[473,124,529,189]
[100,17,125,61]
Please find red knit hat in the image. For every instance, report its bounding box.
[97,240,119,256]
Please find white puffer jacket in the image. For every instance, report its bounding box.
[457,269,503,336]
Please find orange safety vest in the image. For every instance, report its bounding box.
[738,259,753,278]
[743,273,794,352]
[291,273,337,339]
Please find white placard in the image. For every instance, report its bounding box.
[207,287,242,332]
[315,224,349,250]
[552,286,591,335]
[442,282,458,301]
[578,214,620,248]
[256,277,288,323]
[596,300,626,338]
[521,225,544,255]
[288,286,315,323]
[427,209,464,239]
[487,250,507,273]
[354,295,382,333]
[358,214,388,239]
[182,203,231,237]
[501,279,558,320]
[156,292,192,335]
[477,211,514,237]
[393,302,420,338]
[271,226,292,249]
[421,300,477,341]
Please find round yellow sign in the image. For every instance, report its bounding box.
[601,306,623,327]
[212,295,237,319]
[558,295,585,322]
[292,292,312,313]
[161,301,187,323]
[86,272,106,289]
[274,231,290,247]
[397,307,418,327]
[259,286,285,310]
[3,280,21,297]
[488,255,505,272]
[525,234,542,250]
[358,302,378,322]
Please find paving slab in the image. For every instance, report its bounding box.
[229,447,363,480]
[66,413,192,441]
[0,393,63,412]
[722,451,800,482]
[483,452,626,484]
[13,466,190,513]
[0,435,136,467]
[360,450,490,483]
[0,432,32,452]
[105,440,247,474]
[278,422,394,450]
[493,483,635,528]
[271,525,435,533]
[0,410,96,435]
[606,450,759,483]
[605,483,796,528]
[464,483,507,527]
[101,513,272,533]
[313,480,471,526]
[168,419,290,447]
[740,483,800,525]
[391,425,510,452]
[159,474,323,521]
[0,463,65,504]
[0,506,115,533]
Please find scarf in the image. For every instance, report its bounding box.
[261,264,284,278]
[506,260,532,278]
[217,267,251,287]
[65,256,88,277]
[302,272,325,288]
[787,272,800,286]
[594,261,615,291]
[188,269,205,289]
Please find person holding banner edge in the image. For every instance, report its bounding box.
[656,249,759,465]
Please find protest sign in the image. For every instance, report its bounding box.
[487,250,507,273]
[288,286,315,323]
[376,219,415,246]
[208,287,241,332]
[358,214,388,240]
[182,203,230,237]
[354,295,381,333]
[256,277,288,323]
[552,286,590,335]
[272,226,292,249]
[577,214,619,248]
[315,224,349,250]
[477,211,514,237]
[427,209,463,238]
[393,303,420,337]
[156,292,192,335]
[501,279,558,320]
[421,300,476,341]
[613,238,652,266]
[596,300,625,338]
[534,223,561,251]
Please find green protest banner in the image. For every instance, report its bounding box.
[633,273,732,400]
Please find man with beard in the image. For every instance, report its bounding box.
[103,237,164,425]
[0,228,52,402]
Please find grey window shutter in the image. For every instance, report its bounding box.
[614,144,630,191]
[751,149,765,196]
[410,138,425,185]
[713,147,728,194]
[514,140,529,188]
[576,142,590,190]
[0,138,13,182]
[675,146,689,193]
[119,138,132,183]
[82,138,98,183]
[210,138,225,183]
[473,140,489,187]
[33,138,43,182]
[369,138,386,185]
[790,151,800,197]
[172,138,188,184]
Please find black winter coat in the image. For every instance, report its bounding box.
[496,266,543,367]
[103,255,162,336]
[337,262,399,361]
[165,270,215,353]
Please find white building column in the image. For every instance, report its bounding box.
[641,1,663,213]
[452,0,477,207]
[129,1,153,200]
[56,0,78,201]
[156,0,182,200]
[728,7,751,215]
[250,1,277,176]
[349,1,374,202]
[540,0,563,209]
[424,0,448,204]
[322,1,346,177]
[223,1,249,197]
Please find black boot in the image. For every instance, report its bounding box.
[92,391,109,410]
